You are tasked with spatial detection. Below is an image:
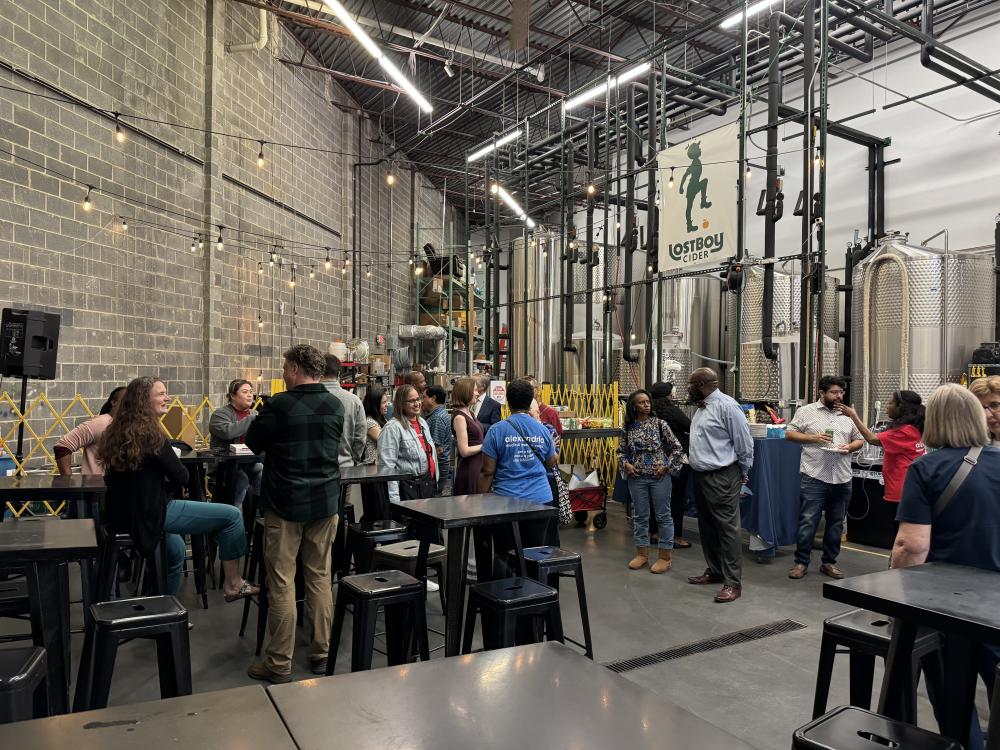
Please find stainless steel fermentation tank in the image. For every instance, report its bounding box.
[732,266,839,403]
[851,233,995,423]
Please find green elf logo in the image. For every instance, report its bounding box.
[678,141,712,233]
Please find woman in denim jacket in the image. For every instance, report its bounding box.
[378,384,439,502]
[618,389,684,574]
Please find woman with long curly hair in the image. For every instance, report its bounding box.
[100,376,257,601]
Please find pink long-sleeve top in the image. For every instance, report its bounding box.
[53,414,113,475]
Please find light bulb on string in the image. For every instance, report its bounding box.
[309,266,315,279]
[257,141,265,168]
[365,264,372,278]
[324,249,332,270]
[198,236,204,250]
[256,372,262,382]
[341,258,348,275]
[120,216,128,232]
[414,264,424,277]
[745,163,752,180]
[190,238,196,253]
[114,116,125,144]
[647,264,654,274]
[344,251,351,267]
[269,250,276,267]
[814,149,822,169]
[83,185,92,212]
[216,226,224,251]
[630,332,636,340]
[258,315,264,329]
[289,266,296,288]
[489,183,498,195]
[667,167,675,190]
[386,172,396,187]
[586,183,596,196]
[257,261,263,274]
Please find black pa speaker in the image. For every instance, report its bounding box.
[1,308,60,380]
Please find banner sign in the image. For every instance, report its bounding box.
[658,123,739,273]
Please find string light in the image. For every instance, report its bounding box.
[814,148,822,169]
[343,250,351,267]
[120,216,128,231]
[289,265,296,288]
[216,225,224,251]
[258,315,264,329]
[309,266,315,279]
[365,264,372,278]
[257,141,265,168]
[586,183,596,196]
[190,237,197,253]
[414,263,424,277]
[324,249,332,270]
[668,167,675,189]
[258,261,263,274]
[256,372,263,381]
[647,263,654,274]
[386,172,396,187]
[269,249,276,267]
[198,236,204,251]
[745,163,752,180]
[341,259,348,275]
[114,115,125,144]
[82,185,92,212]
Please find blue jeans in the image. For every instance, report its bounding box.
[628,475,674,550]
[794,475,850,566]
[163,499,247,595]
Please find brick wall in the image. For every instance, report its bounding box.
[0,0,458,462]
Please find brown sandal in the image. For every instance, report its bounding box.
[224,580,259,603]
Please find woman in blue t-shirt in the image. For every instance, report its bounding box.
[894,383,1000,749]
[480,379,559,549]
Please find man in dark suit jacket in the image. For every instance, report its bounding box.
[473,374,502,433]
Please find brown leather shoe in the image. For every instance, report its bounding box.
[650,549,672,574]
[247,661,292,684]
[820,563,845,579]
[788,563,808,579]
[687,572,724,585]
[714,585,742,603]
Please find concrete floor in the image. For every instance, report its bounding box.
[6,504,992,748]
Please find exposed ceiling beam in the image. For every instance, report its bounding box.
[562,0,729,55]
[233,0,564,98]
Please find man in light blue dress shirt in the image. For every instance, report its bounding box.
[685,367,754,603]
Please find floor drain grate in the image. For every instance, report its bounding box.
[604,619,807,673]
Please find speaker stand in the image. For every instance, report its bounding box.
[14,374,28,465]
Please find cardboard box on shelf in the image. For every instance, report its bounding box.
[419,312,447,327]
[369,354,391,376]
[451,310,476,329]
[421,277,444,304]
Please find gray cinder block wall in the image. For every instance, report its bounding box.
[0,1,458,449]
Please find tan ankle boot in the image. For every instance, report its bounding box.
[650,548,672,574]
[628,547,649,570]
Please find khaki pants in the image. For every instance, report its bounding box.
[262,512,339,675]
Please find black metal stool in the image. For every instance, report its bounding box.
[988,664,999,750]
[346,520,409,574]
[0,578,31,644]
[372,540,447,611]
[509,546,593,659]
[793,706,961,750]
[81,596,191,710]
[0,647,48,723]
[461,577,563,654]
[326,571,430,674]
[813,609,943,720]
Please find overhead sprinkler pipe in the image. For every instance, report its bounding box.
[644,65,658,385]
[563,137,579,356]
[585,118,596,382]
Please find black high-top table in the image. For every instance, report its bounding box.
[267,642,759,749]
[0,474,106,521]
[0,518,98,715]
[394,493,557,656]
[824,562,1000,747]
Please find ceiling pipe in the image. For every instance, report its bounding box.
[281,0,545,80]
[227,7,269,52]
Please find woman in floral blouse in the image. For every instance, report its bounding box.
[618,389,684,573]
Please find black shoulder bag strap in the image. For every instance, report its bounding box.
[932,445,982,519]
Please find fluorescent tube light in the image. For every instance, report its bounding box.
[719,0,777,29]
[492,184,536,229]
[467,129,523,163]
[323,0,433,113]
[562,62,653,111]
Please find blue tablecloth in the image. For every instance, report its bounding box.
[742,437,802,552]
[613,437,801,553]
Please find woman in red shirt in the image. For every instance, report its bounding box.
[836,390,925,502]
